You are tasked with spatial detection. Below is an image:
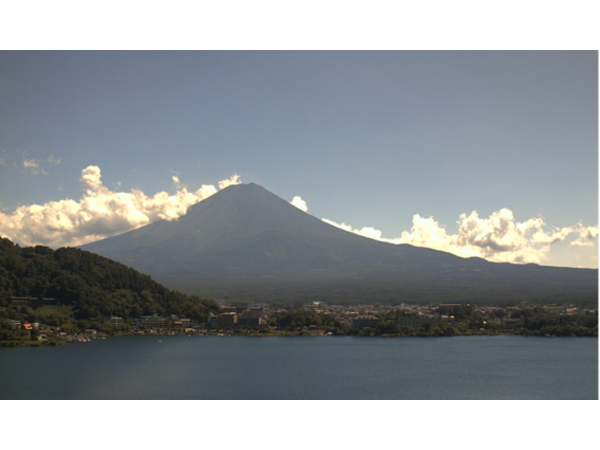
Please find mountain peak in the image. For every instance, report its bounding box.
[217,181,267,193]
[202,181,279,205]
[80,180,597,304]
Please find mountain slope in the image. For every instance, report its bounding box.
[81,183,598,304]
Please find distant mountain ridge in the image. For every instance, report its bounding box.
[81,183,598,304]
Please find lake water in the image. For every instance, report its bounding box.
[0,335,597,399]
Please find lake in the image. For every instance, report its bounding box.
[0,335,597,399]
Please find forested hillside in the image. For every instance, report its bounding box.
[0,238,220,321]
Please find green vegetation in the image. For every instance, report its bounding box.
[510,307,598,337]
[1,237,596,343]
[245,305,597,338]
[0,237,220,340]
[267,309,344,334]
[185,276,599,308]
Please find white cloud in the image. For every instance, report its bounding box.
[9,153,61,175]
[80,165,104,192]
[23,159,48,175]
[322,219,384,240]
[218,174,241,190]
[290,196,308,212]
[323,208,598,265]
[0,165,240,248]
[0,158,7,167]
[47,155,61,165]
[3,170,596,268]
[570,225,599,247]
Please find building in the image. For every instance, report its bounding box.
[169,318,191,329]
[217,312,238,328]
[353,315,379,329]
[208,314,220,329]
[503,316,524,329]
[110,316,124,326]
[237,308,265,328]
[136,315,168,329]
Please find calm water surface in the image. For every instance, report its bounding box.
[0,335,597,399]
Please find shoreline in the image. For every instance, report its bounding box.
[0,340,65,348]
[2,328,596,347]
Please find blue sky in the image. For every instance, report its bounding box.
[0,51,597,268]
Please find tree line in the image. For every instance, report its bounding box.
[0,238,220,325]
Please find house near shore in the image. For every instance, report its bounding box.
[217,312,238,328]
[109,316,124,326]
[503,316,525,329]
[353,315,380,329]
[237,308,266,328]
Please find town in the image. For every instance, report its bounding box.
[1,295,597,346]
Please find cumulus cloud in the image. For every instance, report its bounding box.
[322,219,384,240]
[323,208,598,265]
[0,165,240,248]
[218,174,241,190]
[290,196,308,212]
[570,225,599,247]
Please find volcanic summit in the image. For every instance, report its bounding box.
[81,183,598,304]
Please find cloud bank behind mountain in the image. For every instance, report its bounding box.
[323,210,598,266]
[0,166,597,267]
[0,166,240,247]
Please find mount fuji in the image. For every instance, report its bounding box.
[81,183,598,304]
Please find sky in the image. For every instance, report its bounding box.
[0,51,597,268]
